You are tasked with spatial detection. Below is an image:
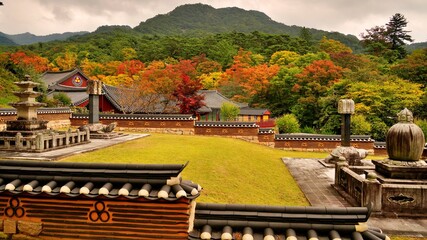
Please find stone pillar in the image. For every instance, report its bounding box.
[338,99,355,147]
[15,132,23,150]
[87,80,103,124]
[65,130,70,145]
[35,133,44,150]
[76,129,80,143]
[362,172,382,211]
[335,157,348,186]
[89,94,99,124]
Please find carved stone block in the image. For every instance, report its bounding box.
[18,221,42,236]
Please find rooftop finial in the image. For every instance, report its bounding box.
[397,108,413,123]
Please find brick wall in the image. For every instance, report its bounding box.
[194,122,259,137]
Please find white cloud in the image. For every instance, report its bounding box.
[0,0,425,41]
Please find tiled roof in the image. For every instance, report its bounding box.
[41,69,91,88]
[275,134,374,142]
[195,121,258,128]
[198,90,247,110]
[47,90,89,106]
[189,203,388,240]
[103,84,178,113]
[72,113,195,121]
[0,160,201,201]
[0,108,72,115]
[239,107,270,116]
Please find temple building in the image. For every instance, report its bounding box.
[42,69,272,125]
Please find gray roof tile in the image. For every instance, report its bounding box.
[0,160,201,201]
[189,203,385,240]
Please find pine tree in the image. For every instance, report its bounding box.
[386,13,413,58]
[361,13,413,61]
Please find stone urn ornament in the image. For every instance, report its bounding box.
[386,108,425,162]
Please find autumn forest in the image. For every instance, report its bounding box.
[0,10,426,141]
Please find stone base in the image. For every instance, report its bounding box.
[6,120,48,132]
[372,159,427,180]
[325,146,369,166]
[90,132,125,139]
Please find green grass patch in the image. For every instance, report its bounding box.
[62,134,310,206]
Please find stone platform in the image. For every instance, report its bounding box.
[0,134,148,161]
[282,157,427,237]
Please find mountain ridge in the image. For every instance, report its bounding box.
[0,3,425,51]
[0,31,88,46]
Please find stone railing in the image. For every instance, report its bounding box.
[0,129,90,152]
[334,162,381,212]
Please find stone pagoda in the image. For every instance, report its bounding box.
[0,75,90,152]
[3,75,48,136]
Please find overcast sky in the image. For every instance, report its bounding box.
[1,0,426,42]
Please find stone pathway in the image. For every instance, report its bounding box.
[282,157,427,237]
[282,157,351,207]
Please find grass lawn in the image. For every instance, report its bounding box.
[62,134,322,206]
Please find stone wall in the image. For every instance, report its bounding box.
[194,122,259,137]
[275,134,375,152]
[71,113,196,135]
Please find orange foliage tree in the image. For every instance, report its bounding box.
[220,49,279,104]
[8,51,49,73]
[292,60,344,128]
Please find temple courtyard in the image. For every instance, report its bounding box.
[0,134,427,237]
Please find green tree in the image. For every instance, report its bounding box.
[53,92,72,107]
[386,13,413,58]
[220,102,240,121]
[361,13,412,60]
[351,115,372,135]
[415,118,427,142]
[318,37,352,55]
[391,49,427,86]
[345,76,423,126]
[276,114,300,133]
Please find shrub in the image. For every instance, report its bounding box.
[53,92,72,106]
[415,118,427,142]
[301,126,316,134]
[220,102,240,121]
[276,114,300,133]
[371,119,389,141]
[351,115,372,135]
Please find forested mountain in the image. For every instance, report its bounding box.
[406,42,427,52]
[0,31,88,46]
[0,4,361,51]
[0,33,18,46]
[134,4,361,51]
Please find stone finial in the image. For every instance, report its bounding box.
[397,108,413,123]
[338,99,354,114]
[87,79,103,95]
